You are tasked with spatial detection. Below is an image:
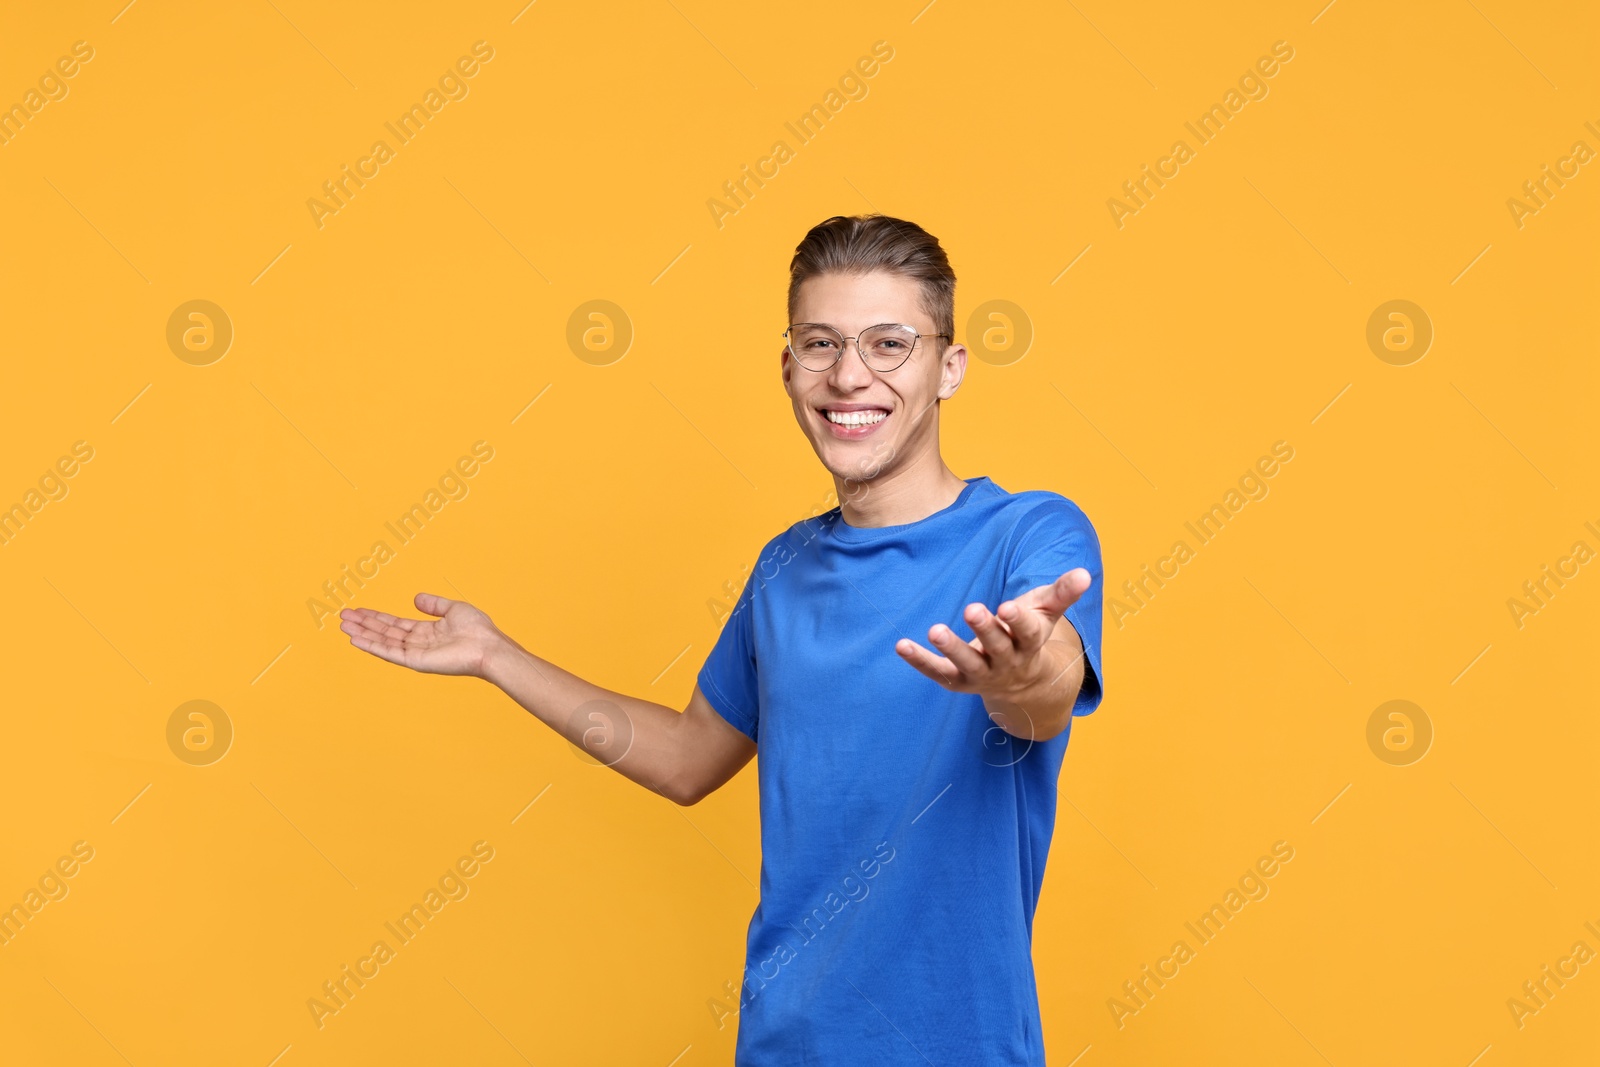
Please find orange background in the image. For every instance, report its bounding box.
[1,1,1595,1064]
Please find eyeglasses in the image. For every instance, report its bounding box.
[783,322,950,372]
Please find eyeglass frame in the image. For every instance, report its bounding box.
[782,322,952,372]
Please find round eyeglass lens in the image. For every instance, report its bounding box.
[859,324,918,369]
[787,324,919,370]
[788,324,843,368]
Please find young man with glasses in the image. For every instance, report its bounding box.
[340,214,1104,1064]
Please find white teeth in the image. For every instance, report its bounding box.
[825,409,888,427]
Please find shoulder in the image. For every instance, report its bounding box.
[738,507,840,582]
[990,489,1104,603]
[982,483,1098,542]
[773,502,843,551]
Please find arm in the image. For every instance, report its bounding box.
[341,594,755,805]
[894,569,1092,742]
[970,611,1086,741]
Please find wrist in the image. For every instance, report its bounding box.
[1009,642,1078,709]
[477,630,519,684]
[981,692,1032,738]
[1001,650,1057,704]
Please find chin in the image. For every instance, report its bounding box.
[820,441,892,488]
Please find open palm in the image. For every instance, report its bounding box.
[339,593,497,677]
[895,568,1091,697]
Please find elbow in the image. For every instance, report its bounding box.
[1029,692,1079,741]
[662,773,712,807]
[989,697,1074,743]
[1030,714,1072,742]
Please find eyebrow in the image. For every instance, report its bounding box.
[798,320,923,330]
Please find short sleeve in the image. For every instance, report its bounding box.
[1002,497,1105,716]
[697,566,761,743]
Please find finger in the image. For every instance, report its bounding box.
[346,630,412,667]
[340,617,408,656]
[339,608,414,641]
[367,609,417,632]
[1033,569,1091,615]
[1003,568,1091,616]
[894,638,966,688]
[1001,570,1092,650]
[995,596,1051,653]
[964,602,1019,667]
[339,617,407,648]
[341,607,417,634]
[926,622,989,676]
[415,592,455,618]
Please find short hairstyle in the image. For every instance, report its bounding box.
[786,214,956,346]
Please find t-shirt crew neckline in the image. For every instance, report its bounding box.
[828,476,989,543]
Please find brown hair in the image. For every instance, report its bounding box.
[786,214,956,346]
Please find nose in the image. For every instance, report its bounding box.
[827,337,875,390]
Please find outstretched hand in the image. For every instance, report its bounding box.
[895,568,1091,702]
[340,593,500,677]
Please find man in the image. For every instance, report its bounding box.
[341,213,1104,1063]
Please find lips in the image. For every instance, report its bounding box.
[818,404,891,438]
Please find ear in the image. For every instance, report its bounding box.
[937,341,967,401]
[780,344,795,396]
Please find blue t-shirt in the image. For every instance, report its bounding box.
[697,475,1105,1065]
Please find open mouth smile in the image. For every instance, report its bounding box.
[818,405,891,439]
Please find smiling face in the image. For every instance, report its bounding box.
[782,269,965,493]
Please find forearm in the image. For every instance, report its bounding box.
[479,633,695,801]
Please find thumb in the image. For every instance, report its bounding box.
[414,592,455,617]
[1019,568,1091,617]
[1051,568,1093,607]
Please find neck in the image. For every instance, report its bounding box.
[834,449,968,528]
